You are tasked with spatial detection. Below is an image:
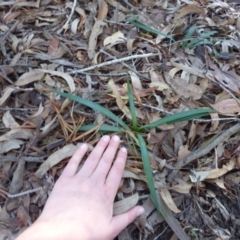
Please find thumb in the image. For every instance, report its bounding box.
[111,206,145,236]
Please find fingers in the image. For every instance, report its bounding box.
[77,135,110,178]
[91,135,120,182]
[111,206,144,237]
[61,144,88,177]
[105,147,127,195]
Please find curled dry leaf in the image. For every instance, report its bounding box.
[104,31,126,47]
[190,160,235,183]
[113,193,139,215]
[105,0,129,12]
[209,113,219,132]
[35,143,93,178]
[88,20,106,59]
[159,189,181,213]
[128,71,142,90]
[97,0,108,20]
[174,4,205,21]
[108,79,132,119]
[40,69,75,93]
[0,139,24,154]
[211,99,240,114]
[29,103,44,118]
[171,182,192,194]
[170,60,205,78]
[3,111,20,129]
[71,18,80,34]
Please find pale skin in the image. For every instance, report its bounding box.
[17,135,145,240]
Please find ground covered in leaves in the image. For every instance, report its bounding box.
[1,0,240,239]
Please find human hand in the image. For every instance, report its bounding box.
[17,135,144,240]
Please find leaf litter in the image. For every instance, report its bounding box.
[0,0,240,239]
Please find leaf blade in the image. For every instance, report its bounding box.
[140,108,215,130]
[53,90,130,130]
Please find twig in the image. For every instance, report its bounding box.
[0,107,37,111]
[0,155,46,162]
[135,102,173,115]
[77,71,129,76]
[69,53,160,74]
[194,118,240,122]
[168,123,240,181]
[148,152,177,170]
[100,49,150,80]
[0,187,42,198]
[0,21,19,42]
[57,0,77,34]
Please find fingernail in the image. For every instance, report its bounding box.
[102,135,110,142]
[121,147,127,153]
[80,143,88,150]
[137,207,144,217]
[113,135,120,142]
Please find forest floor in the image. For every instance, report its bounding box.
[0,0,240,239]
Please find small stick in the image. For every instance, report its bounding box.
[0,187,42,198]
[69,53,160,74]
[0,156,46,162]
[57,0,77,34]
[100,49,150,80]
[168,123,240,181]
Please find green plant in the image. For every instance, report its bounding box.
[181,26,217,49]
[129,15,175,41]
[53,84,215,240]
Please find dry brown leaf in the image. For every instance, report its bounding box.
[88,20,106,59]
[209,113,219,132]
[174,4,205,21]
[3,111,20,129]
[103,31,126,47]
[15,70,45,86]
[0,139,24,154]
[206,179,226,189]
[170,60,205,78]
[29,103,44,118]
[149,82,169,91]
[0,87,15,106]
[35,143,93,178]
[108,79,132,119]
[13,0,40,8]
[71,18,80,34]
[105,0,129,12]
[171,182,192,194]
[0,129,34,141]
[47,37,59,56]
[167,76,203,100]
[213,69,240,94]
[113,193,139,215]
[206,160,235,179]
[159,189,181,213]
[128,71,142,90]
[40,69,75,93]
[97,0,108,20]
[211,99,240,114]
[190,160,235,182]
[178,145,191,160]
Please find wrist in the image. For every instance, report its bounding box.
[16,217,90,240]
